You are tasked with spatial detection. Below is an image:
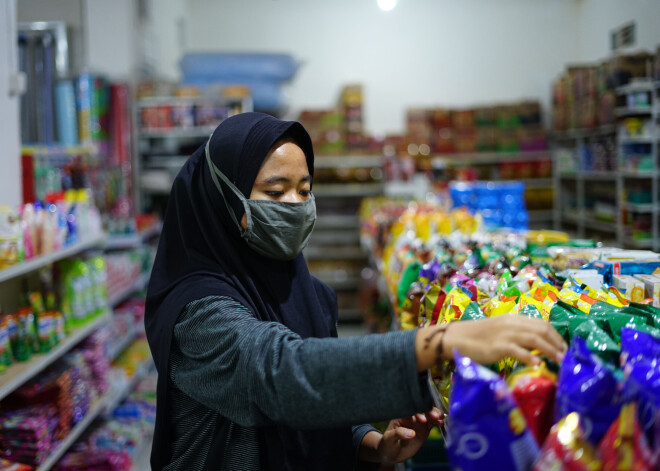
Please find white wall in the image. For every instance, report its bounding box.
[0,0,22,207]
[183,0,581,135]
[577,0,660,62]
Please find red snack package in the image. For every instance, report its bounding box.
[598,402,655,471]
[533,413,601,471]
[508,362,557,446]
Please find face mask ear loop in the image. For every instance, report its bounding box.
[205,135,252,235]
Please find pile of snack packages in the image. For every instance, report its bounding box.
[361,198,660,470]
[0,256,109,374]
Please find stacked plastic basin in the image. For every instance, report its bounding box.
[449,181,528,230]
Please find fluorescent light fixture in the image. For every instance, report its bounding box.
[377,0,396,12]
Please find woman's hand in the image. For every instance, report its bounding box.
[359,409,444,464]
[442,315,567,366]
[415,314,567,371]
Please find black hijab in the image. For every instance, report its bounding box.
[145,112,354,470]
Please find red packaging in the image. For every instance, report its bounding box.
[598,403,655,471]
[511,374,557,445]
[533,413,601,471]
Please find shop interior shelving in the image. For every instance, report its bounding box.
[135,95,253,214]
[432,151,555,228]
[305,155,383,322]
[0,231,156,470]
[553,79,659,251]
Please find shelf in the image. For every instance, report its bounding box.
[552,125,617,140]
[616,80,655,95]
[139,127,216,139]
[313,183,383,197]
[305,246,367,261]
[559,171,616,180]
[105,223,162,250]
[21,144,98,157]
[616,106,652,117]
[313,155,382,169]
[527,210,554,222]
[561,213,581,225]
[103,359,153,417]
[106,329,138,363]
[619,136,655,145]
[623,202,657,213]
[620,171,659,179]
[108,272,150,308]
[431,150,551,167]
[337,308,363,321]
[582,217,617,233]
[0,235,107,284]
[622,237,654,249]
[36,395,109,471]
[522,178,554,188]
[0,312,111,401]
[315,215,359,229]
[138,96,247,107]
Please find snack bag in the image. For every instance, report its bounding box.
[508,362,558,445]
[397,261,421,308]
[620,328,660,451]
[555,338,624,444]
[447,352,540,471]
[421,282,446,326]
[533,412,601,471]
[572,319,620,365]
[439,287,472,323]
[598,403,655,471]
[461,302,487,321]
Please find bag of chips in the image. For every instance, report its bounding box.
[447,352,539,471]
[533,412,601,471]
[555,338,624,445]
[598,402,656,471]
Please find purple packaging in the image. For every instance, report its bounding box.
[555,337,624,444]
[447,352,539,471]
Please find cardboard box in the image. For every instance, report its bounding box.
[613,274,646,302]
[633,274,660,308]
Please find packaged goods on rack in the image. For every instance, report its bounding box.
[361,199,660,469]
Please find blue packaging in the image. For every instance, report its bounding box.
[620,328,660,447]
[55,80,79,146]
[555,337,624,444]
[447,352,539,471]
[582,260,660,285]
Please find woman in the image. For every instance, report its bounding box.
[145,112,566,470]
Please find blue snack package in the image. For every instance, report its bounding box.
[447,352,539,471]
[620,327,660,448]
[555,337,624,444]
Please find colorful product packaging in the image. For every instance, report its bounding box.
[613,274,646,303]
[598,402,656,471]
[447,352,539,471]
[532,413,601,471]
[555,338,624,445]
[633,274,660,308]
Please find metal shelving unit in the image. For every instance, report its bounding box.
[553,79,659,251]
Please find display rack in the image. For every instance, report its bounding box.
[306,155,383,322]
[0,235,106,284]
[102,358,154,417]
[0,312,111,401]
[104,222,162,251]
[135,95,253,214]
[553,79,659,251]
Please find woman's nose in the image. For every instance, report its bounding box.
[282,191,304,203]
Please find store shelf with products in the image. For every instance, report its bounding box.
[0,312,111,402]
[135,89,253,215]
[552,67,660,251]
[104,222,162,251]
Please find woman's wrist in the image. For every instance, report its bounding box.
[415,323,454,371]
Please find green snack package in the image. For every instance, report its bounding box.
[461,302,487,321]
[89,256,108,315]
[588,301,623,317]
[0,318,12,372]
[500,285,522,302]
[550,320,571,344]
[550,301,609,337]
[572,319,620,365]
[398,262,421,308]
[626,302,660,328]
[588,302,648,343]
[628,322,660,339]
[519,304,544,320]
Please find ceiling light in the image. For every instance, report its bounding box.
[377,0,396,12]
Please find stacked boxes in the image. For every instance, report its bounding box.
[404,101,547,157]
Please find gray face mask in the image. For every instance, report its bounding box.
[205,138,316,261]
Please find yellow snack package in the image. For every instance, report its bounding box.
[482,297,519,317]
[439,287,472,323]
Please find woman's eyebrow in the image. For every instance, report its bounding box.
[261,175,311,185]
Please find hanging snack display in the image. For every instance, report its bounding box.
[360,197,660,469]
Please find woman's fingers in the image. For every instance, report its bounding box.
[514,332,564,363]
[394,427,415,440]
